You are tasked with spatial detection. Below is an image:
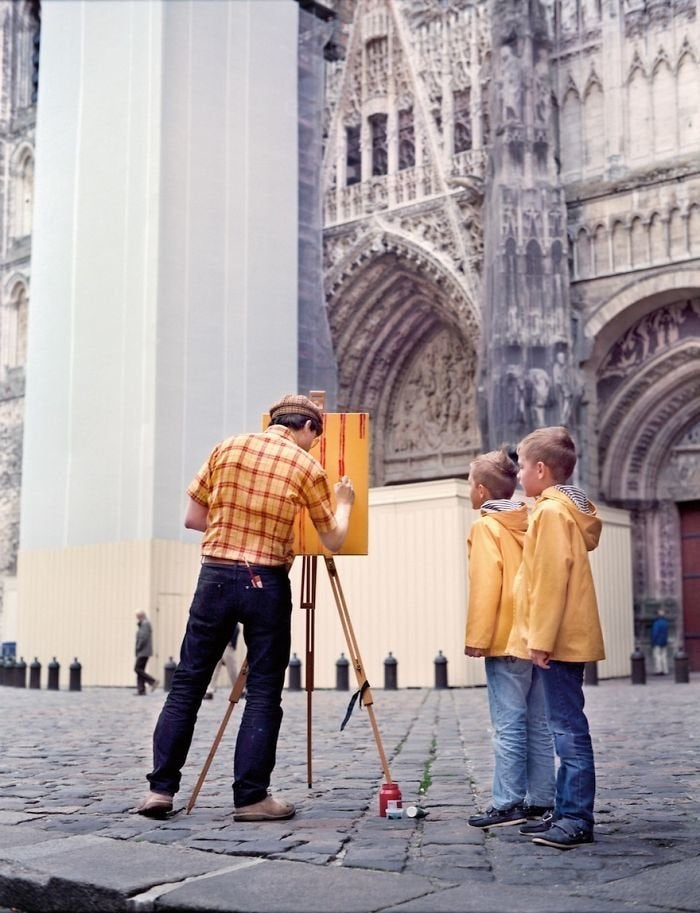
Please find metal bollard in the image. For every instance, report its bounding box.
[163,657,177,692]
[47,657,60,690]
[434,650,448,689]
[5,656,16,687]
[584,661,598,686]
[384,651,398,690]
[674,645,690,683]
[630,646,646,685]
[29,658,41,689]
[335,652,349,691]
[288,653,302,691]
[15,657,27,688]
[69,658,82,691]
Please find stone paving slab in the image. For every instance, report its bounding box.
[0,833,234,912]
[0,677,698,912]
[154,859,436,913]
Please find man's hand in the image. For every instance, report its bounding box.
[464,646,486,657]
[334,476,355,505]
[529,649,551,669]
[319,477,355,552]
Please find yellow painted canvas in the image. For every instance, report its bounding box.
[263,412,370,556]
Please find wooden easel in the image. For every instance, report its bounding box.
[186,555,394,812]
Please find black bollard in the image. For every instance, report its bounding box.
[384,651,398,690]
[69,658,82,691]
[15,657,27,688]
[584,661,598,686]
[674,645,690,683]
[5,656,16,687]
[47,657,60,690]
[29,658,41,689]
[630,646,646,684]
[335,652,349,691]
[434,650,448,689]
[163,656,177,692]
[288,653,302,691]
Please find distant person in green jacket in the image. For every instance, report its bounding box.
[135,611,158,695]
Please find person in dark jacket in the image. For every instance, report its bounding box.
[650,609,670,675]
[135,611,158,695]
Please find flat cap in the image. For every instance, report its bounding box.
[269,394,323,427]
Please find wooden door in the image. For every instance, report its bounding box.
[679,501,700,671]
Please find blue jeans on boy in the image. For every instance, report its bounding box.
[485,656,555,810]
[147,561,292,809]
[540,660,595,833]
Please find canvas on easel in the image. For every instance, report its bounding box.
[262,410,370,556]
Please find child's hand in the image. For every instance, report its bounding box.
[529,649,551,668]
[464,646,486,657]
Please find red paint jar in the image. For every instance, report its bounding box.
[378,781,402,817]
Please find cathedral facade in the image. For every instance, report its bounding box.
[0,0,38,626]
[1,0,699,670]
[319,0,700,665]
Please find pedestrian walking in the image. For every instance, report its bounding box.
[134,611,158,695]
[650,608,670,675]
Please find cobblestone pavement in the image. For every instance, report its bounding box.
[0,675,698,913]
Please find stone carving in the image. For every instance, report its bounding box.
[598,299,700,390]
[526,367,552,427]
[389,329,477,456]
[552,349,574,425]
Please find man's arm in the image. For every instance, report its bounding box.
[318,477,354,553]
[184,496,209,532]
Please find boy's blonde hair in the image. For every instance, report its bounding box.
[469,449,518,499]
[517,426,577,483]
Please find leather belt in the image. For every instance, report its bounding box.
[201,556,247,567]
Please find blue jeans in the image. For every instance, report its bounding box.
[485,656,555,810]
[540,661,595,832]
[147,562,292,808]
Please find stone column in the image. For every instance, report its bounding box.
[482,0,579,461]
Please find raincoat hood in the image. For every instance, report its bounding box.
[539,486,602,552]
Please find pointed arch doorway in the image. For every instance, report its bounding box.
[326,236,481,486]
[592,289,700,669]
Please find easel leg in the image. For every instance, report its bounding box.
[300,555,317,788]
[186,659,248,814]
[324,556,394,784]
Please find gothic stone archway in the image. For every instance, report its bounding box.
[326,234,481,485]
[593,291,700,667]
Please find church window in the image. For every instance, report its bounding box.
[593,225,608,274]
[453,89,472,153]
[369,113,388,177]
[583,82,604,171]
[560,87,582,178]
[398,109,415,170]
[627,68,650,161]
[689,205,700,258]
[649,213,666,264]
[346,125,361,185]
[669,208,686,260]
[2,283,28,370]
[652,61,675,156]
[612,221,630,271]
[630,217,647,267]
[677,54,699,149]
[13,149,34,239]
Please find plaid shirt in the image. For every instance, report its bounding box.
[187,426,336,566]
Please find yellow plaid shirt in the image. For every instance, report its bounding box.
[187,426,337,567]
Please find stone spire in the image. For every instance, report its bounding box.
[481,0,578,454]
